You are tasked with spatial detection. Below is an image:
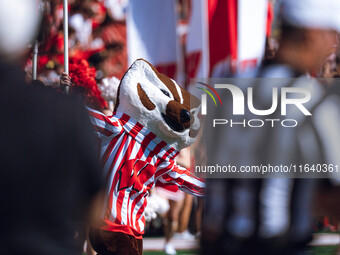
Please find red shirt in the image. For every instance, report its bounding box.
[88,108,204,238]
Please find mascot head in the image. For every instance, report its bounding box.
[115,59,200,151]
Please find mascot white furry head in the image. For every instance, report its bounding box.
[115,59,200,151]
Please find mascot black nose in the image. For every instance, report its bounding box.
[180,109,190,123]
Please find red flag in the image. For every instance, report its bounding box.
[185,0,269,78]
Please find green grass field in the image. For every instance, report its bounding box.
[82,245,339,254]
[310,246,338,255]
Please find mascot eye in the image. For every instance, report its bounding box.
[160,89,171,98]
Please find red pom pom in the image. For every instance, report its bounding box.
[69,57,108,111]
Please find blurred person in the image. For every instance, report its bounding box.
[38,61,64,87]
[97,75,120,115]
[100,42,125,79]
[333,55,340,78]
[263,38,278,65]
[318,53,337,84]
[90,1,107,29]
[155,147,192,255]
[60,60,109,255]
[87,42,124,81]
[104,0,128,21]
[60,61,118,117]
[317,53,337,86]
[69,0,94,49]
[202,0,340,255]
[0,1,103,254]
[321,60,336,79]
[60,58,108,113]
[156,183,185,255]
[173,147,199,241]
[175,194,194,238]
[89,27,105,52]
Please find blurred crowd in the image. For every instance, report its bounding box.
[25,0,128,88]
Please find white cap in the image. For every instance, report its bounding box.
[0,0,41,59]
[281,0,340,32]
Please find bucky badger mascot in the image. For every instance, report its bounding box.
[88,59,204,255]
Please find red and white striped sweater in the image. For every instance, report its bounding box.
[88,108,204,238]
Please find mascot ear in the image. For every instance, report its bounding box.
[137,83,156,110]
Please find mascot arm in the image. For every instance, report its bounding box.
[87,107,122,139]
[156,160,205,197]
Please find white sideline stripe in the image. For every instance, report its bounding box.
[143,237,198,251]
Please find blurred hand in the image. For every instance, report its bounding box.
[25,64,33,84]
[176,147,191,169]
[60,72,72,87]
[102,109,113,116]
[144,205,157,222]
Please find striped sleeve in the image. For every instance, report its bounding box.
[155,160,205,197]
[87,107,122,138]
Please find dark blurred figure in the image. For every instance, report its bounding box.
[202,0,340,254]
[0,1,102,254]
[263,38,278,65]
[333,55,340,78]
